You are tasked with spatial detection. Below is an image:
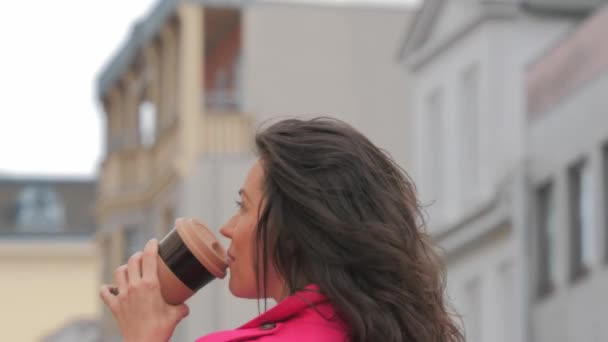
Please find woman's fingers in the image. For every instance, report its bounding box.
[114,264,128,294]
[142,239,159,284]
[101,253,182,342]
[109,286,119,295]
[171,303,190,323]
[99,284,119,312]
[127,251,143,285]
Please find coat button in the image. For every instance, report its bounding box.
[259,322,276,330]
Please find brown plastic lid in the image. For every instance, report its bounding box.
[176,218,228,279]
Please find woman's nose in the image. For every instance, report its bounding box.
[219,215,236,238]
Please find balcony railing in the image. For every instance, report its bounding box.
[100,110,250,199]
[100,122,178,198]
[199,112,252,155]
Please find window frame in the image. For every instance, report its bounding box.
[568,159,592,282]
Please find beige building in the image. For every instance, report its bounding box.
[0,177,98,342]
[96,0,412,341]
[0,239,100,342]
[96,1,253,340]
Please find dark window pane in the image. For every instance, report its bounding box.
[569,160,591,281]
[536,181,555,297]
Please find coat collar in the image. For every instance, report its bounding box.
[239,284,331,329]
[195,285,346,342]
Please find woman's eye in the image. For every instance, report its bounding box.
[235,200,245,211]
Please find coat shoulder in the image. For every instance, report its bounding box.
[259,304,348,341]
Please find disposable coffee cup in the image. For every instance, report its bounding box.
[156,217,228,304]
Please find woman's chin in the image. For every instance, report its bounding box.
[228,277,257,299]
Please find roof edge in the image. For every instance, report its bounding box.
[96,0,180,101]
[97,0,412,101]
[398,0,605,63]
[397,0,441,61]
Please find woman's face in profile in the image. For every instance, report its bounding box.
[219,160,283,299]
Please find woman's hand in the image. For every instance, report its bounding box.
[100,239,190,342]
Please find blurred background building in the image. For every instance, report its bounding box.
[527,4,608,341]
[95,0,411,341]
[0,176,99,341]
[401,1,608,342]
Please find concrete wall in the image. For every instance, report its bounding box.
[243,3,413,171]
[528,71,608,342]
[0,238,99,342]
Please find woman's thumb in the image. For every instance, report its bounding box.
[172,303,190,322]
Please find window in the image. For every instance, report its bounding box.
[460,65,480,197]
[569,160,593,280]
[207,65,239,111]
[138,101,157,147]
[535,181,557,296]
[16,185,65,233]
[427,89,444,208]
[208,69,231,109]
[215,68,229,90]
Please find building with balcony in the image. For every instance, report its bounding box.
[96,0,413,341]
[96,2,253,341]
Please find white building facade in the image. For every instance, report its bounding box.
[400,1,604,341]
[527,4,608,341]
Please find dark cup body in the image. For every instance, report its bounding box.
[158,227,216,292]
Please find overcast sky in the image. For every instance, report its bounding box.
[0,0,420,178]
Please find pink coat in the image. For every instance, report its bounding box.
[196,285,349,342]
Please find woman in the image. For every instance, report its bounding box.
[100,117,464,342]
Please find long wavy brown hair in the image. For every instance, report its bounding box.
[253,117,464,342]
